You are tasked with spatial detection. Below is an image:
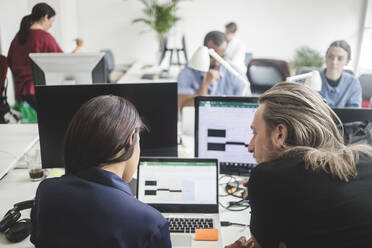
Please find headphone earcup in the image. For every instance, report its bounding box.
[4,219,31,243]
[0,209,21,233]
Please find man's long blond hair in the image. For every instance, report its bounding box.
[259,82,372,182]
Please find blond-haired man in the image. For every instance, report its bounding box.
[226,82,372,248]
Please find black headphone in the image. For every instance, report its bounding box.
[0,200,34,243]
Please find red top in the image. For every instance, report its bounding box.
[7,29,63,100]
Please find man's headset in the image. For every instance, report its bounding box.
[0,200,34,242]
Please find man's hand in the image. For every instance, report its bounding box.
[75,38,84,47]
[224,236,250,248]
[203,69,220,87]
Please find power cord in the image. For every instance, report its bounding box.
[218,175,250,211]
[220,221,249,227]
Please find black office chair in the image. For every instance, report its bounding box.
[332,108,372,145]
[158,35,188,67]
[247,59,290,94]
[359,74,372,101]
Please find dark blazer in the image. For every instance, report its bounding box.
[31,167,171,248]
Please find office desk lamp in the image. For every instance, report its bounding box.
[286,70,322,91]
[189,46,251,96]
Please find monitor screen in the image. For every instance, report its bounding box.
[195,96,258,175]
[137,157,218,213]
[29,52,105,85]
[35,83,178,168]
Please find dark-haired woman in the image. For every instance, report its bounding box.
[7,2,83,110]
[319,40,362,108]
[30,95,171,248]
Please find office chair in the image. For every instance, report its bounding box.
[359,74,372,101]
[100,49,115,83]
[158,35,188,67]
[0,55,10,123]
[247,59,290,94]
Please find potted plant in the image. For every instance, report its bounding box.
[291,46,324,73]
[132,0,182,49]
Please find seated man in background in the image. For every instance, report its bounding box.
[225,22,247,74]
[178,31,246,109]
[226,82,372,248]
[319,40,362,108]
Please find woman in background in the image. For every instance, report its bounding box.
[7,2,83,110]
[31,95,171,248]
[319,40,362,108]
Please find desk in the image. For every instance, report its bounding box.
[0,124,39,248]
[117,61,181,84]
[0,126,251,247]
[0,124,39,180]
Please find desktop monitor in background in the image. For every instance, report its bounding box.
[332,108,372,123]
[29,52,106,85]
[35,83,178,168]
[195,96,259,175]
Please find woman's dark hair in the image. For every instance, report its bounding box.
[18,2,56,44]
[63,95,146,174]
[326,40,351,61]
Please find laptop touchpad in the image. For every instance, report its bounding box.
[171,234,192,247]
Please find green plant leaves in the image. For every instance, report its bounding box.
[292,46,324,68]
[132,0,181,36]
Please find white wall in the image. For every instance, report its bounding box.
[0,0,367,104]
[76,0,366,70]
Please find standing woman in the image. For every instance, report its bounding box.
[319,40,362,108]
[31,95,172,247]
[7,2,83,110]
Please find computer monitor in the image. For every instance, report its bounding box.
[332,108,372,123]
[35,83,178,168]
[195,96,259,175]
[29,52,106,85]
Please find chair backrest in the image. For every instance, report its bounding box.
[0,55,8,98]
[359,74,372,101]
[247,58,290,94]
[100,49,115,83]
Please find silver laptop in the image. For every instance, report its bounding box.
[137,157,222,248]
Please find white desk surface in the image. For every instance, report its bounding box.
[117,61,181,84]
[0,125,250,247]
[0,124,39,180]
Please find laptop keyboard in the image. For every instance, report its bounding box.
[166,217,214,233]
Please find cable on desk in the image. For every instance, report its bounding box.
[219,200,250,212]
[219,175,250,211]
[220,221,249,227]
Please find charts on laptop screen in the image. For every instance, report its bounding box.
[138,160,217,206]
[195,96,258,175]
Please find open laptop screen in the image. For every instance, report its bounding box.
[195,96,258,175]
[137,158,218,213]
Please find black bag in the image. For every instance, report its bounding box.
[338,121,372,145]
